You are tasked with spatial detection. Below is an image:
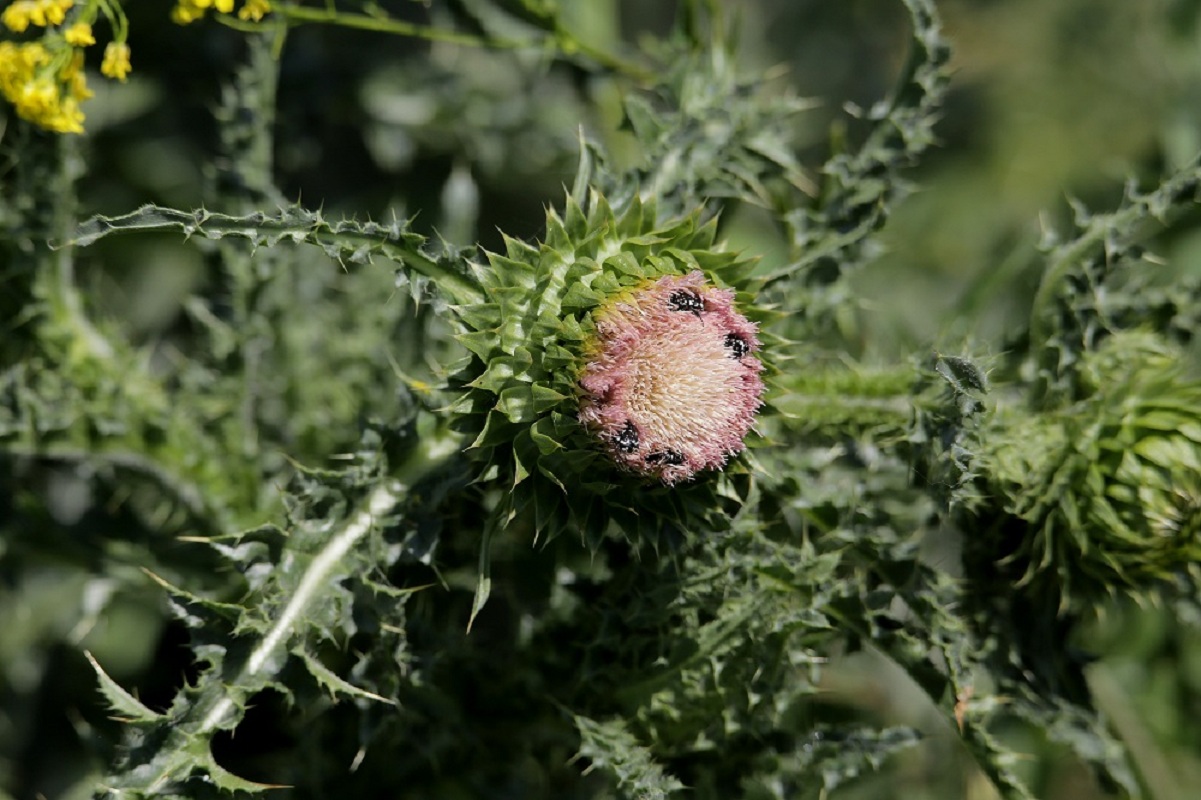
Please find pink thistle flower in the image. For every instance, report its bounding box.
[578,271,764,484]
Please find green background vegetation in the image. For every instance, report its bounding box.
[3,1,1201,799]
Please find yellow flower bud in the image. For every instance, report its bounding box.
[43,0,73,26]
[238,0,271,22]
[64,22,95,46]
[101,42,131,81]
[1,1,33,32]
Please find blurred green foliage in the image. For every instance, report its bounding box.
[3,1,1201,799]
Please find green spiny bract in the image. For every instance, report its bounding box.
[447,190,764,546]
[966,331,1201,612]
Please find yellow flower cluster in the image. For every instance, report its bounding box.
[171,0,270,25]
[0,0,271,133]
[1,0,75,32]
[64,20,94,45]
[171,0,231,25]
[0,0,133,133]
[237,0,270,22]
[0,41,90,133]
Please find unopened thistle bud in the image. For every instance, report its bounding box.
[968,332,1201,610]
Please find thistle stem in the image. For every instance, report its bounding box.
[775,365,916,436]
[1028,163,1201,349]
[199,479,406,733]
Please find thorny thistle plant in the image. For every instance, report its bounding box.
[447,192,768,553]
[967,331,1201,612]
[4,1,1201,800]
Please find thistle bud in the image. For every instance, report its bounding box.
[968,332,1201,610]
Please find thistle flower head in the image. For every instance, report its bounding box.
[579,272,763,484]
[446,189,767,544]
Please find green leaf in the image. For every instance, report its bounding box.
[66,204,485,306]
[574,715,685,800]
[496,383,569,423]
[295,648,395,705]
[934,354,989,395]
[84,651,166,724]
[467,512,497,633]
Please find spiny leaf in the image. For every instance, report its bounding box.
[765,0,951,301]
[84,652,166,724]
[97,474,418,795]
[934,354,989,396]
[1028,161,1201,395]
[467,508,499,633]
[799,726,924,792]
[574,714,685,800]
[295,648,395,705]
[65,204,484,306]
